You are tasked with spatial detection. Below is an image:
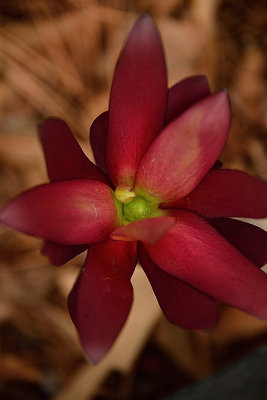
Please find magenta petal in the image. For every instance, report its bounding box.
[136,90,231,202]
[38,118,107,183]
[144,210,267,321]
[68,239,137,363]
[166,169,267,218]
[209,218,267,267]
[106,15,167,186]
[139,245,219,330]
[110,216,175,244]
[0,180,117,244]
[89,111,108,173]
[167,75,210,124]
[42,241,88,266]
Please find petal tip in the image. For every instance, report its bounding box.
[135,13,155,27]
[126,12,163,51]
[217,88,231,115]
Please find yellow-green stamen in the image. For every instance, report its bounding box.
[115,184,136,204]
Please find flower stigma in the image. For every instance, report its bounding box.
[124,196,151,222]
[115,184,151,222]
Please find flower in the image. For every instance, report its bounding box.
[1,15,267,363]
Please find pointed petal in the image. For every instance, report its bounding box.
[110,216,175,244]
[38,118,107,183]
[68,239,137,363]
[209,218,267,267]
[106,15,167,186]
[139,245,219,330]
[0,180,118,244]
[144,210,267,321]
[89,111,108,172]
[42,241,88,266]
[165,169,267,218]
[167,75,210,124]
[136,90,231,202]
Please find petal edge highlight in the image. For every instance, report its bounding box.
[145,210,267,322]
[139,245,219,330]
[68,239,137,363]
[89,111,108,173]
[167,75,210,123]
[0,180,118,245]
[110,216,175,244]
[165,169,267,218]
[209,218,267,267]
[42,241,88,266]
[136,90,231,202]
[38,118,107,183]
[106,15,167,186]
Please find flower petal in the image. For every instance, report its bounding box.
[144,210,267,321]
[165,169,267,218]
[106,15,167,186]
[0,180,118,244]
[68,239,137,363]
[167,75,210,124]
[38,118,107,183]
[110,216,175,244]
[42,241,88,266]
[136,90,231,202]
[209,218,267,267]
[89,111,108,173]
[139,244,219,330]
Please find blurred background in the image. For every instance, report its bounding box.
[0,0,267,399]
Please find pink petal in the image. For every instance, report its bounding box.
[139,245,219,330]
[144,210,267,321]
[0,180,118,245]
[106,15,167,186]
[68,239,137,363]
[165,169,267,218]
[42,241,88,266]
[38,118,107,183]
[167,75,210,124]
[209,218,267,267]
[110,216,175,244]
[136,90,231,202]
[89,111,108,173]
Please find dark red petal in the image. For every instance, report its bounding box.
[89,111,108,173]
[38,118,107,183]
[68,239,137,363]
[136,90,230,202]
[165,169,267,218]
[209,218,267,267]
[167,75,210,124]
[42,241,88,266]
[110,216,175,244]
[0,180,117,244]
[139,245,219,330]
[106,15,167,186]
[144,210,267,321]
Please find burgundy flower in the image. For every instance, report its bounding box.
[1,15,267,363]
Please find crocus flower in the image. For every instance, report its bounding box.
[1,15,267,363]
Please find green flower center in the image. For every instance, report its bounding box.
[123,196,150,222]
[114,184,164,225]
